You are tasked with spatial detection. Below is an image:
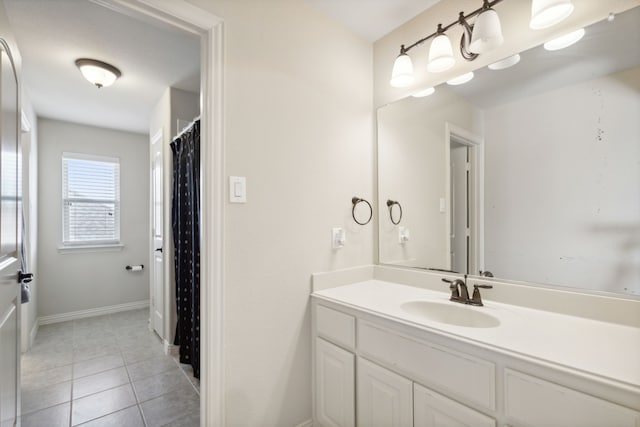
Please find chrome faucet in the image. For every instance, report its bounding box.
[442,276,492,306]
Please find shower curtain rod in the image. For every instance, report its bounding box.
[174,115,201,140]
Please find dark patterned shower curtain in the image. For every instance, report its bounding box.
[171,119,200,378]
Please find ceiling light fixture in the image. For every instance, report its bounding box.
[488,54,521,70]
[530,0,575,30]
[390,0,505,87]
[447,72,475,86]
[543,28,585,50]
[411,87,436,98]
[75,58,122,89]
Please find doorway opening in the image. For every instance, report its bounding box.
[446,123,483,276]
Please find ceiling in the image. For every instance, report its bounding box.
[3,0,442,135]
[3,0,200,134]
[305,0,442,41]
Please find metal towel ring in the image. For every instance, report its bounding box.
[386,199,403,225]
[351,197,372,226]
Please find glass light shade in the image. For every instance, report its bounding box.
[76,59,121,88]
[469,8,503,54]
[446,72,474,86]
[427,34,455,73]
[488,54,521,70]
[543,28,585,51]
[390,53,415,88]
[530,0,575,30]
[411,87,435,98]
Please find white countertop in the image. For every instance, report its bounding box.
[312,280,640,390]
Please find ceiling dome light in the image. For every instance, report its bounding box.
[75,58,121,88]
[469,7,503,53]
[390,51,415,88]
[427,33,455,73]
[411,87,435,98]
[447,72,474,86]
[543,28,585,51]
[488,54,521,70]
[530,0,575,30]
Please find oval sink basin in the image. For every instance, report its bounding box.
[400,301,501,328]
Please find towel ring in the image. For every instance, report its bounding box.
[351,197,372,226]
[386,199,403,225]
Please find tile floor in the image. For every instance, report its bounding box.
[19,309,200,427]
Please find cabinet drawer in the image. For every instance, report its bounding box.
[414,382,495,427]
[505,369,640,427]
[359,320,495,411]
[316,305,356,350]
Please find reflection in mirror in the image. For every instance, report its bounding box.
[377,6,640,296]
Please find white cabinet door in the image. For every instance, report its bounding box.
[505,369,640,427]
[414,383,495,427]
[357,357,413,427]
[315,338,355,427]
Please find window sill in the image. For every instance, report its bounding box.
[58,243,124,254]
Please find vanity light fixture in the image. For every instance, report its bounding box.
[411,87,436,98]
[389,0,505,87]
[468,1,504,54]
[488,53,521,70]
[530,0,575,30]
[427,25,455,73]
[447,72,475,86]
[543,27,585,51]
[390,49,415,88]
[75,58,121,88]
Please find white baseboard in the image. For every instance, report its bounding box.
[38,300,149,325]
[295,420,313,427]
[164,339,178,356]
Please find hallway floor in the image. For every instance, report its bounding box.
[19,309,200,427]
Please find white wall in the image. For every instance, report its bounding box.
[484,67,640,294]
[149,87,199,345]
[377,89,481,269]
[37,119,150,317]
[188,0,374,425]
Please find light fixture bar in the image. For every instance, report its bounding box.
[399,0,504,55]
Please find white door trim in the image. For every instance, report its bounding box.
[445,122,484,276]
[91,1,225,426]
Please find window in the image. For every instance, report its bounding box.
[62,153,120,245]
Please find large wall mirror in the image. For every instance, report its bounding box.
[377,6,640,297]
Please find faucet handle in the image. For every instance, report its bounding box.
[471,284,493,306]
[441,278,460,300]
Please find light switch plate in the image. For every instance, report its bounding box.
[229,176,246,203]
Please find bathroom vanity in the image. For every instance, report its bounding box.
[311,268,640,427]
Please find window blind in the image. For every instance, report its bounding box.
[62,153,120,245]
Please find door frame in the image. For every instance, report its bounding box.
[92,1,225,425]
[445,122,484,276]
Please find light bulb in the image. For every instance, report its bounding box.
[427,33,455,73]
[469,8,503,54]
[390,52,415,88]
[543,28,585,51]
[530,0,575,30]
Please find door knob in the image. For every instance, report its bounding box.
[155,248,163,253]
[18,271,33,283]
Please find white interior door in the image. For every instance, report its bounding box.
[0,40,22,427]
[150,130,164,339]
